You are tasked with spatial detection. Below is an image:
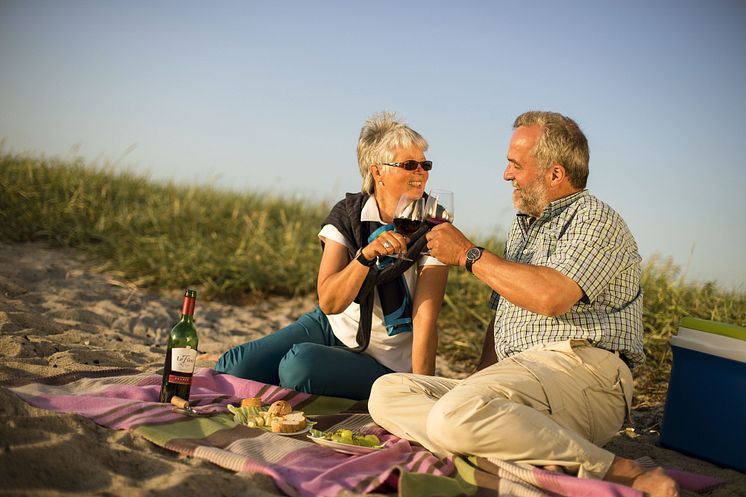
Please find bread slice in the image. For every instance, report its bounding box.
[271,411,306,433]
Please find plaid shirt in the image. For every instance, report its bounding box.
[488,190,645,368]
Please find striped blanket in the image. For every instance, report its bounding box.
[6,368,701,497]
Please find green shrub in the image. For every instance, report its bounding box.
[0,153,325,300]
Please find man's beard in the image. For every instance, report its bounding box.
[514,177,549,218]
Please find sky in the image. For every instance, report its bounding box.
[1,0,745,290]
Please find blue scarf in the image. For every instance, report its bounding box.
[367,224,414,336]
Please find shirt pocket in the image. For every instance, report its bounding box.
[539,228,561,260]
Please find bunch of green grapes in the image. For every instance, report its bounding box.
[325,429,381,447]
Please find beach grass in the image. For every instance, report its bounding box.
[0,153,326,300]
[2,152,744,400]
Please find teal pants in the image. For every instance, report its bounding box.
[214,306,394,400]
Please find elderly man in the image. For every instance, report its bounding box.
[368,111,678,497]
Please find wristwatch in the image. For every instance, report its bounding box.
[465,246,484,273]
[355,248,376,267]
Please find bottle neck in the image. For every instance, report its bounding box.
[181,295,196,321]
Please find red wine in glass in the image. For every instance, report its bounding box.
[391,195,425,261]
[394,217,423,235]
[421,190,454,257]
[424,190,455,226]
[425,216,450,227]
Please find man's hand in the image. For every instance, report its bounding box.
[428,223,583,317]
[426,223,474,267]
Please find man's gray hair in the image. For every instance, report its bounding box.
[357,111,429,194]
[513,111,590,189]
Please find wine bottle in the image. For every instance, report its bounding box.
[159,289,199,403]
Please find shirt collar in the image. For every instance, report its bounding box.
[517,190,588,227]
[541,189,587,219]
[361,195,384,223]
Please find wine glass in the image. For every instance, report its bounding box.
[392,194,425,261]
[421,189,454,257]
[424,189,454,226]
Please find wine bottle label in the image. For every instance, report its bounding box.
[170,347,197,373]
[167,374,192,385]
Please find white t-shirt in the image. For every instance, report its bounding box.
[318,196,444,372]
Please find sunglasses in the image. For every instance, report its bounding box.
[381,160,433,171]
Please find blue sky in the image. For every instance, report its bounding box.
[1,0,744,289]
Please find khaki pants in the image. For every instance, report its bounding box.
[368,340,632,479]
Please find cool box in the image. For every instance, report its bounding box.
[660,317,746,473]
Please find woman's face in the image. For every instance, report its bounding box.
[376,144,429,200]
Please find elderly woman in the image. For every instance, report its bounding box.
[214,112,448,399]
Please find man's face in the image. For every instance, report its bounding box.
[503,125,549,218]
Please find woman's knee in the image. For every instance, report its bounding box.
[277,343,327,391]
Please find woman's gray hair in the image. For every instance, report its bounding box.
[357,111,429,194]
[513,111,590,189]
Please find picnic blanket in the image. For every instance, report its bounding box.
[5,368,720,497]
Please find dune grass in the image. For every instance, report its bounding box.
[2,152,744,401]
[0,153,326,300]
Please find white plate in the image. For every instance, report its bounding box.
[228,404,314,435]
[306,434,383,455]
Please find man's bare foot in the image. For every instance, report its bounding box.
[604,457,679,497]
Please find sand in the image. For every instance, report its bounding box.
[0,241,744,497]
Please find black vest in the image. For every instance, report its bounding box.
[321,192,430,352]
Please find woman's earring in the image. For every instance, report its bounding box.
[378,181,384,186]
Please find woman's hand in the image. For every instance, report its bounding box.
[361,230,409,260]
[317,231,409,315]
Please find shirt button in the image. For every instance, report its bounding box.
[523,249,529,254]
